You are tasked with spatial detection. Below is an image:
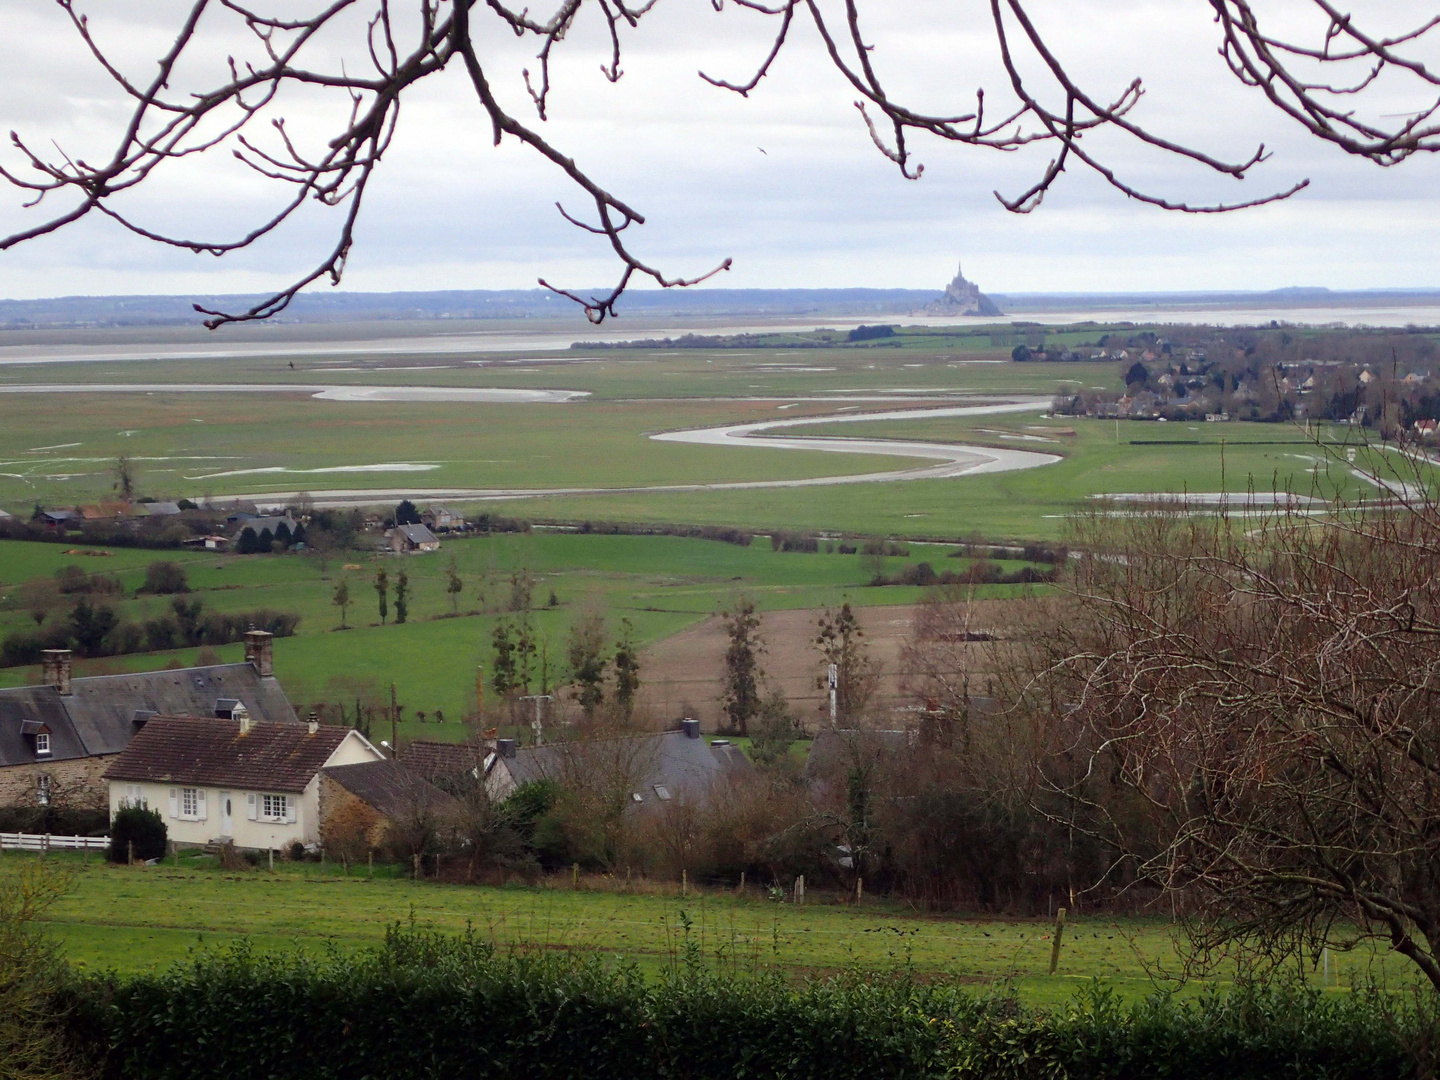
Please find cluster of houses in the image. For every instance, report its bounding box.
[0,634,752,854]
[27,499,469,557]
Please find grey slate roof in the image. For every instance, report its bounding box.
[322,760,459,820]
[0,663,299,769]
[394,523,438,546]
[231,515,297,540]
[494,729,754,806]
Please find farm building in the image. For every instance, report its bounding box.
[484,720,753,805]
[0,633,297,810]
[230,513,300,547]
[318,759,459,853]
[105,715,383,851]
[386,523,440,553]
[35,508,80,529]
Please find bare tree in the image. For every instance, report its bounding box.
[6,3,1440,323]
[1007,450,1440,989]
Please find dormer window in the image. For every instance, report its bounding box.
[35,732,50,756]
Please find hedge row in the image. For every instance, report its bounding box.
[62,926,1423,1080]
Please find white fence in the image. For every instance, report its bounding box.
[0,832,108,852]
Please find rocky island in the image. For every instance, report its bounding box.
[921,262,1003,317]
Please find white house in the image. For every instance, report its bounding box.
[104,714,383,851]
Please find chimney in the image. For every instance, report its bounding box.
[307,712,319,735]
[236,703,252,735]
[41,650,72,696]
[243,630,274,677]
[681,718,700,740]
[496,738,517,758]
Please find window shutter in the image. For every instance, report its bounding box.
[285,797,296,824]
[246,793,258,821]
[197,789,207,820]
[168,788,178,819]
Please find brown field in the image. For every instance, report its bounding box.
[640,599,1019,730]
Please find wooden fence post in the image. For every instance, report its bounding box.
[1048,908,1067,975]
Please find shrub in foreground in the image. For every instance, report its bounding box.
[106,807,166,864]
[61,925,1427,1080]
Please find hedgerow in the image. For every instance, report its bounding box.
[59,925,1425,1080]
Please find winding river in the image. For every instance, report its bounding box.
[221,395,1059,509]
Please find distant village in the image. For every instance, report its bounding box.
[1044,328,1440,437]
[19,497,466,556]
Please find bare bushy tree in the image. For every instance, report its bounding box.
[6,3,1440,323]
[1004,448,1440,988]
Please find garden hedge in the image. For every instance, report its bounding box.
[61,925,1425,1080]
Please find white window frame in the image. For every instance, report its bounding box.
[36,774,51,806]
[124,784,147,809]
[34,732,50,756]
[181,787,200,818]
[261,793,289,822]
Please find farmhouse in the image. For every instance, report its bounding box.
[387,523,441,553]
[484,719,753,805]
[421,505,465,532]
[105,715,384,851]
[0,632,297,810]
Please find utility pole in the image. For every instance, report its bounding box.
[390,682,398,757]
[828,663,838,725]
[518,693,553,745]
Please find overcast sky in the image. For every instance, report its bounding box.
[2,1,1439,300]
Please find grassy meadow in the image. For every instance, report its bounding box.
[15,852,1408,1007]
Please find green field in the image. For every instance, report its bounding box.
[2,333,1411,540]
[15,853,1407,1007]
[0,533,1031,731]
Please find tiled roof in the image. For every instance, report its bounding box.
[322,760,458,821]
[403,740,485,780]
[104,717,352,793]
[0,662,298,768]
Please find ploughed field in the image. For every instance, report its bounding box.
[19,852,1411,1008]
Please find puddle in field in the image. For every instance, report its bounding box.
[183,463,442,480]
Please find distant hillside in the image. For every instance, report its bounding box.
[4,285,1439,331]
[0,288,942,329]
[991,287,1440,313]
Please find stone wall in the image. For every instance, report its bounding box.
[317,773,387,854]
[0,756,113,812]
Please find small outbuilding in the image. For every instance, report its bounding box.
[386,523,440,554]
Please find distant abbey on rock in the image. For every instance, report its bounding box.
[922,261,1003,317]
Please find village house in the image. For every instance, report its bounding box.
[105,714,384,851]
[0,632,297,810]
[421,505,465,532]
[386,523,441,554]
[484,719,753,805]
